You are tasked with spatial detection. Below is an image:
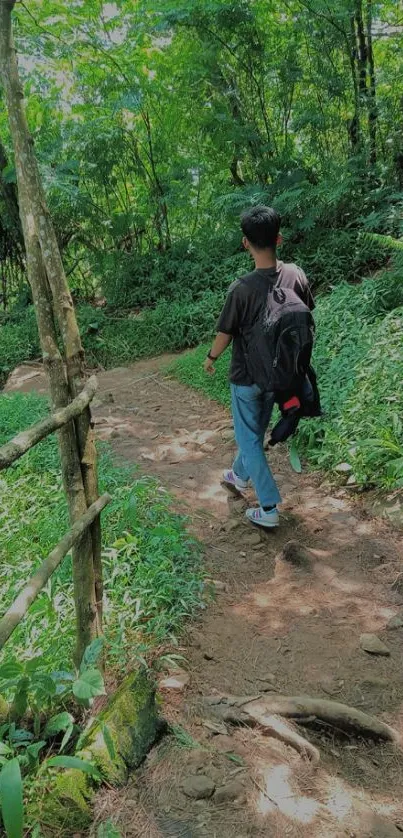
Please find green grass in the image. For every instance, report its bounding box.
[0,392,204,673]
[170,269,403,491]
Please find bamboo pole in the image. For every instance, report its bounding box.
[0,493,111,652]
[0,376,98,470]
[0,1,100,664]
[0,0,103,631]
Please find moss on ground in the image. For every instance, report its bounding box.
[80,668,159,784]
[31,668,159,833]
[31,769,93,835]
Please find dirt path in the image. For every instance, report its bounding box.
[6,360,403,837]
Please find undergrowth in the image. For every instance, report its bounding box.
[0,392,204,672]
[170,266,403,491]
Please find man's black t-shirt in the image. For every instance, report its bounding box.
[217,261,314,386]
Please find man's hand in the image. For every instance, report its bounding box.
[203,333,232,376]
[204,356,215,375]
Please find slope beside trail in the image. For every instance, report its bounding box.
[6,358,403,838]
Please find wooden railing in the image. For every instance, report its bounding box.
[0,378,111,651]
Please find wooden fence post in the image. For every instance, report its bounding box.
[0,1,101,664]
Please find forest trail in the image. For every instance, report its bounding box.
[6,359,403,838]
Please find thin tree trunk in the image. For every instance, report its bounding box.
[348,14,361,154]
[0,0,100,663]
[366,0,377,166]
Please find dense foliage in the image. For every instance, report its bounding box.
[0,0,403,309]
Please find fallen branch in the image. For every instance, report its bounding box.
[0,493,111,650]
[242,695,400,744]
[0,375,98,470]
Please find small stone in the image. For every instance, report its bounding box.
[187,749,209,773]
[257,673,276,685]
[214,780,245,805]
[203,651,215,661]
[221,429,234,441]
[280,541,312,569]
[210,579,228,592]
[246,531,261,546]
[259,682,277,692]
[367,815,402,837]
[360,633,391,656]
[160,671,190,690]
[213,735,247,757]
[387,614,403,630]
[201,443,215,454]
[335,462,352,473]
[182,775,215,800]
[239,551,247,558]
[203,720,228,736]
[319,677,344,696]
[225,519,241,533]
[347,475,358,486]
[360,676,388,690]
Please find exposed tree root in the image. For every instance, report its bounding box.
[253,712,320,763]
[242,695,400,744]
[204,693,400,763]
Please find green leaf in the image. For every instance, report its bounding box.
[0,743,12,756]
[10,678,30,721]
[0,758,24,838]
[44,712,74,739]
[289,443,302,474]
[59,724,74,753]
[73,669,105,703]
[97,820,123,838]
[0,663,23,681]
[47,756,101,780]
[100,723,116,761]
[32,674,57,699]
[79,638,104,674]
[24,656,44,674]
[26,741,46,765]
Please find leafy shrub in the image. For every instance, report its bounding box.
[79,292,223,367]
[95,245,248,310]
[0,308,40,387]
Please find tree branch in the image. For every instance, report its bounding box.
[0,493,111,651]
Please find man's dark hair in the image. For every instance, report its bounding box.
[241,205,281,249]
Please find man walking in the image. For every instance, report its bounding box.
[204,206,314,528]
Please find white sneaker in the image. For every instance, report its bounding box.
[222,469,249,491]
[246,506,279,528]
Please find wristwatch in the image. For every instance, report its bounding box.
[207,351,217,361]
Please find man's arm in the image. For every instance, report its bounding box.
[204,332,232,375]
[204,281,242,375]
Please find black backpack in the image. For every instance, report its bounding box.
[243,274,315,393]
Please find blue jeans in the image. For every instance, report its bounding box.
[231,383,282,508]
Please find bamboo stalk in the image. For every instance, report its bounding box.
[0,2,101,664]
[0,493,111,651]
[0,376,98,470]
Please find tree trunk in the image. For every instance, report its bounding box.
[347,15,361,155]
[0,0,101,664]
[365,0,377,166]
